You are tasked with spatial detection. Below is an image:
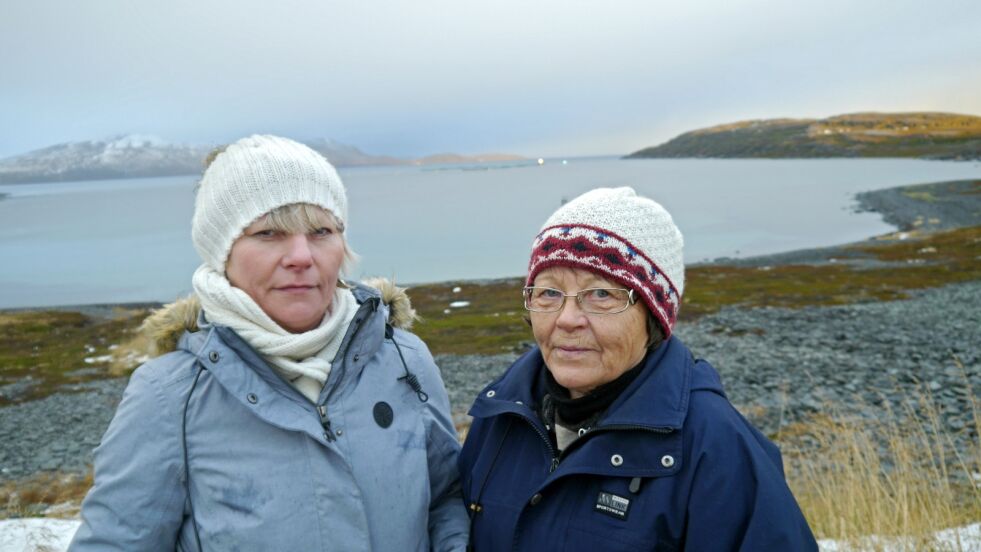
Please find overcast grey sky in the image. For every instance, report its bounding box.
[2,0,979,158]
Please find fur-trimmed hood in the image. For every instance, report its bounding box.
[138,278,418,358]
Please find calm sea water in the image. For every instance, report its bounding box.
[1,157,979,309]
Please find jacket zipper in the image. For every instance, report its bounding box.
[314,298,378,444]
[508,412,560,473]
[317,405,337,442]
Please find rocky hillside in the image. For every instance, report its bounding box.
[626,112,981,160]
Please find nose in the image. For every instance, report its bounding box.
[554,294,588,330]
[282,234,314,269]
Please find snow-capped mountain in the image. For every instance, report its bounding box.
[0,135,211,184]
[0,135,526,184]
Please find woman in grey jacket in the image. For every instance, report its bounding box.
[70,135,469,551]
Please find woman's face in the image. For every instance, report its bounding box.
[531,267,649,399]
[226,211,345,333]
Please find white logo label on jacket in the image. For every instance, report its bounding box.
[595,491,631,520]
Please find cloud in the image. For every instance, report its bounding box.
[1,0,978,158]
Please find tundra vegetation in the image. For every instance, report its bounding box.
[2,183,980,549]
[626,112,981,160]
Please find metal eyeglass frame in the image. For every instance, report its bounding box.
[522,286,637,315]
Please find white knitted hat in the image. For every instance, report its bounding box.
[527,186,685,336]
[191,135,348,272]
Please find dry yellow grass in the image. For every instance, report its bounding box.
[781,357,980,550]
[4,369,980,551]
[1,470,91,519]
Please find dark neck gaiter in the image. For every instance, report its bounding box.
[543,360,644,426]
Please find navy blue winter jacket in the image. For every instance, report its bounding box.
[459,336,817,551]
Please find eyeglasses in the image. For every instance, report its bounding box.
[523,286,637,315]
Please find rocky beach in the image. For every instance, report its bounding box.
[1,178,979,511]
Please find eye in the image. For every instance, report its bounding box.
[311,227,334,237]
[539,288,563,298]
[592,289,611,299]
[250,228,278,238]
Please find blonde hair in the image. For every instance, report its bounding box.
[251,203,359,277]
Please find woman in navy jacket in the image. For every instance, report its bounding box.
[459,187,817,551]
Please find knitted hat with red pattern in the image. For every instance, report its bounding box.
[527,187,685,337]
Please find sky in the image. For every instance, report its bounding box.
[1,0,979,159]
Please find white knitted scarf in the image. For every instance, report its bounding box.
[191,265,359,402]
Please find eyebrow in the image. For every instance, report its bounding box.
[536,278,613,289]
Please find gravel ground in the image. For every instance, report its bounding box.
[438,281,981,438]
[1,179,978,482]
[1,282,978,481]
[0,379,125,480]
[856,179,981,232]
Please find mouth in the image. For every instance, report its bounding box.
[275,285,317,293]
[553,345,594,356]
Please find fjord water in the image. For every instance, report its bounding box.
[1,158,979,309]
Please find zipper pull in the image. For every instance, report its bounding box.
[629,476,643,494]
[549,457,559,473]
[317,405,337,442]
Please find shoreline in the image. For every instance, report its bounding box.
[4,178,978,316]
[695,178,981,269]
[1,177,979,488]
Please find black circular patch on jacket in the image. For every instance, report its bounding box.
[373,401,394,429]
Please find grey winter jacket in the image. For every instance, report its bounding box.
[70,281,469,551]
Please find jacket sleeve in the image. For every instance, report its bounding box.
[413,342,470,552]
[69,362,188,551]
[682,392,818,551]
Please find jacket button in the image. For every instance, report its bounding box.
[529,493,543,506]
[247,393,258,404]
[610,454,624,467]
[208,351,220,363]
[353,354,360,362]
[661,455,675,468]
[486,390,496,398]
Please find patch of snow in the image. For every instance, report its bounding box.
[452,287,462,293]
[818,522,981,551]
[82,355,112,364]
[0,518,79,551]
[106,134,168,149]
[449,301,470,308]
[9,517,973,552]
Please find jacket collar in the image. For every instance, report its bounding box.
[140,277,414,358]
[178,282,386,408]
[470,336,698,431]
